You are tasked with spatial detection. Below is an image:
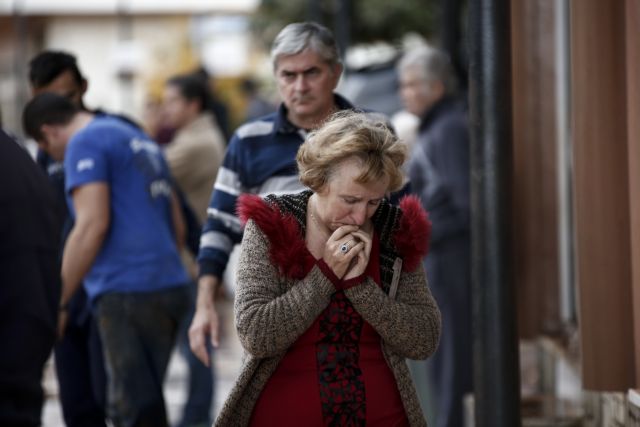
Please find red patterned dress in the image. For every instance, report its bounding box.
[249,233,410,427]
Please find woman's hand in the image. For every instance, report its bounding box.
[343,228,373,280]
[322,225,364,279]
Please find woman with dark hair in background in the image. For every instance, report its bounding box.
[162,73,227,427]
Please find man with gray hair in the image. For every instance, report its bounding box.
[398,44,472,427]
[189,22,358,365]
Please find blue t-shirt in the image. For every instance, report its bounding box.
[64,116,188,302]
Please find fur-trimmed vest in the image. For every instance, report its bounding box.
[237,190,431,287]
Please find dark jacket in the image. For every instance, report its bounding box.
[0,130,61,427]
[408,97,470,248]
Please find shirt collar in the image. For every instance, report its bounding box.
[418,96,458,131]
[273,93,355,135]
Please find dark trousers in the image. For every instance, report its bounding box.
[96,286,190,427]
[425,237,473,427]
[54,290,107,427]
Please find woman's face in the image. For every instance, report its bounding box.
[162,84,194,129]
[316,157,390,229]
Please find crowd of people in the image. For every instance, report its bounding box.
[1,19,472,427]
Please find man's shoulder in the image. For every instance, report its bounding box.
[433,100,467,127]
[420,105,468,140]
[234,114,278,140]
[70,117,146,158]
[93,109,142,130]
[174,115,222,144]
[81,116,142,140]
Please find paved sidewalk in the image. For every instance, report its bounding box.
[41,298,243,426]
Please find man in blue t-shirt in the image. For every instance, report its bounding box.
[23,92,190,427]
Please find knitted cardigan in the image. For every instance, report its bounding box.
[215,190,441,427]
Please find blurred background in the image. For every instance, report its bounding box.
[0,0,450,138]
[1,0,639,426]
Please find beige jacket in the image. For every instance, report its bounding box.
[164,112,225,225]
[215,191,441,426]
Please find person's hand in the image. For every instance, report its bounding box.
[343,228,373,280]
[189,275,220,367]
[57,309,69,341]
[188,304,219,367]
[322,225,364,279]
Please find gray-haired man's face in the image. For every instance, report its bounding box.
[275,49,342,128]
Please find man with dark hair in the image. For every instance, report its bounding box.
[0,128,61,427]
[27,50,203,427]
[27,50,107,427]
[23,92,190,427]
[29,51,88,107]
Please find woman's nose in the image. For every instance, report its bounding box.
[350,205,367,226]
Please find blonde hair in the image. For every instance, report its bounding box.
[297,110,407,192]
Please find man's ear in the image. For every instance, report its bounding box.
[331,63,344,88]
[431,80,446,100]
[40,123,57,143]
[80,78,88,97]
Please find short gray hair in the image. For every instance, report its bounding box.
[398,45,458,95]
[271,22,342,70]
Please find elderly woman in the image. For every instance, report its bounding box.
[217,111,441,426]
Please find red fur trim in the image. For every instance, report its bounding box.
[237,194,312,279]
[393,195,431,272]
[237,194,267,225]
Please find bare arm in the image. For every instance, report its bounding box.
[189,274,221,367]
[60,182,110,308]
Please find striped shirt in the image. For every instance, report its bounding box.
[197,94,356,278]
